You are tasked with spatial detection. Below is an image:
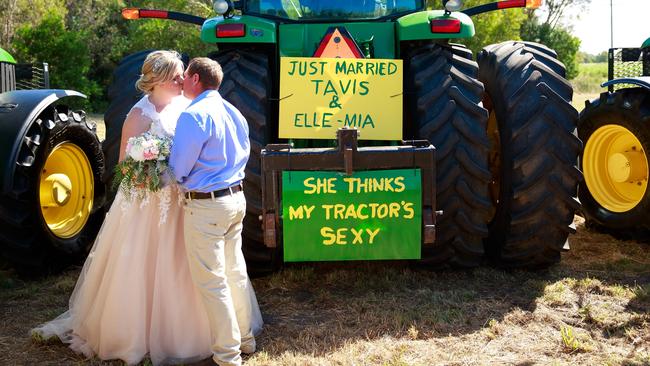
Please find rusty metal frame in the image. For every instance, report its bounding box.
[260,128,436,252]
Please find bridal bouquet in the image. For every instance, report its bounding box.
[113,132,173,198]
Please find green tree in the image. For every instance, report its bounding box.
[0,0,67,49]
[426,0,528,55]
[520,20,581,79]
[12,13,101,108]
[461,0,528,55]
[119,0,214,57]
[519,0,589,79]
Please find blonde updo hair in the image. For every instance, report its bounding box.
[135,50,183,94]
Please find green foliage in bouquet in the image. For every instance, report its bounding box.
[112,132,174,199]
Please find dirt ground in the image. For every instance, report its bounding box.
[1,215,648,366]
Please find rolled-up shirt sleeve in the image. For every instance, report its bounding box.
[170,111,208,184]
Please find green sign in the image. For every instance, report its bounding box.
[282,169,422,262]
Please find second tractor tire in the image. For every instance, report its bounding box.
[478,41,582,268]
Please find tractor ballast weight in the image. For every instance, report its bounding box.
[109,0,580,271]
[261,129,437,253]
[0,48,105,272]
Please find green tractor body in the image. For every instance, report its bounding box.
[200,9,476,51]
[0,47,105,273]
[105,0,581,273]
[578,39,650,239]
[0,48,16,64]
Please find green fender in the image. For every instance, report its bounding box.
[0,89,86,194]
[396,10,475,41]
[643,37,650,49]
[0,47,16,64]
[201,15,277,44]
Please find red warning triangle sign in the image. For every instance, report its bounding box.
[313,27,364,59]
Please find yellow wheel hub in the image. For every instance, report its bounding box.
[39,142,94,238]
[584,124,649,212]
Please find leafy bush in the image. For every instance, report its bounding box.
[520,21,581,79]
[12,13,101,110]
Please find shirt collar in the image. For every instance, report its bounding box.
[188,89,221,107]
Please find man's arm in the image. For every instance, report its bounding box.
[169,111,208,183]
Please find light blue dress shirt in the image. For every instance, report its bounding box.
[169,90,250,192]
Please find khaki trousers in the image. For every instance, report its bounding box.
[183,191,255,366]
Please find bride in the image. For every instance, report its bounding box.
[32,50,262,365]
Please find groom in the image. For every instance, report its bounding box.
[169,57,257,366]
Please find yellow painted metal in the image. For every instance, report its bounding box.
[39,143,94,238]
[583,124,648,212]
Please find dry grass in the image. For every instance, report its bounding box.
[1,216,649,365]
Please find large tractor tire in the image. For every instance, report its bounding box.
[478,41,582,268]
[210,49,280,274]
[406,43,493,267]
[578,88,650,239]
[0,104,105,273]
[103,50,151,196]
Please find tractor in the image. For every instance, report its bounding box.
[0,47,105,272]
[107,0,581,272]
[578,38,650,239]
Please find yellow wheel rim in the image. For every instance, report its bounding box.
[39,142,94,238]
[584,124,649,212]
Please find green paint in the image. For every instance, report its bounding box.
[279,23,396,58]
[201,10,474,55]
[643,37,650,49]
[201,15,276,44]
[0,48,16,64]
[282,169,422,262]
[397,10,474,41]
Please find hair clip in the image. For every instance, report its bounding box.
[152,59,164,73]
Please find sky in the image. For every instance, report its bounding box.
[568,0,650,54]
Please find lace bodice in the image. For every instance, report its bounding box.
[130,95,191,137]
[120,95,190,224]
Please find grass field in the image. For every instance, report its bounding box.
[1,216,648,365]
[572,63,608,112]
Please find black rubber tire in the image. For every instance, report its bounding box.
[478,41,582,268]
[578,88,650,239]
[406,43,493,267]
[102,50,152,197]
[0,105,105,274]
[210,49,280,274]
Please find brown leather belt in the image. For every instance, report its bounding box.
[185,183,243,200]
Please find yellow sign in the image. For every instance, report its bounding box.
[279,57,403,140]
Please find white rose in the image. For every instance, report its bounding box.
[129,143,146,162]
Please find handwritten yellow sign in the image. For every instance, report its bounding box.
[278,57,403,140]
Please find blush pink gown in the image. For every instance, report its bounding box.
[32,96,263,365]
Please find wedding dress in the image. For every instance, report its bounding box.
[32,95,263,365]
